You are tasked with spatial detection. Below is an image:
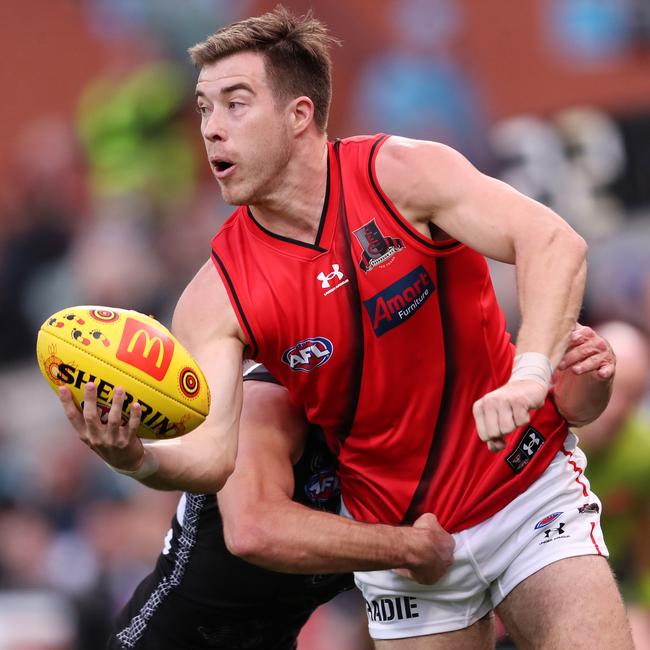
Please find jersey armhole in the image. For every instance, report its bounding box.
[242,362,281,385]
[210,250,260,359]
[368,135,465,256]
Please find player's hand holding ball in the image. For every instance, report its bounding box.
[59,382,146,474]
[37,306,210,477]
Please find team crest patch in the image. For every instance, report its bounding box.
[535,511,563,529]
[363,266,435,337]
[282,337,334,372]
[353,219,404,272]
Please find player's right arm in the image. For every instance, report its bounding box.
[59,260,246,493]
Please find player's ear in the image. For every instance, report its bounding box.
[288,96,314,136]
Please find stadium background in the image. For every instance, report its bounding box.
[1,0,650,647]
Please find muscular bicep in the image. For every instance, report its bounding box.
[145,260,246,489]
[376,137,577,264]
[173,259,246,423]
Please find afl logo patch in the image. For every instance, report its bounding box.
[534,512,563,529]
[282,337,333,372]
[305,470,339,504]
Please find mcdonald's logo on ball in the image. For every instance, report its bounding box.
[116,319,175,380]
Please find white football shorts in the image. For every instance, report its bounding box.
[343,432,607,640]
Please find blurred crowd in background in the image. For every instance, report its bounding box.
[1,0,650,648]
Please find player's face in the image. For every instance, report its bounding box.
[195,51,293,206]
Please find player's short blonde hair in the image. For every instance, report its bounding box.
[189,5,339,132]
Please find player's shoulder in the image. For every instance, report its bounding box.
[336,133,382,146]
[172,260,241,344]
[377,135,464,171]
[375,136,473,211]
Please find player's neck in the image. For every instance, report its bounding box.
[249,135,329,244]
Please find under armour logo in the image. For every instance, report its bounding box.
[317,264,344,288]
[544,523,565,538]
[522,432,541,455]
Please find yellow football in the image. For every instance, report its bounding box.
[36,306,210,439]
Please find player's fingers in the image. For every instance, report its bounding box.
[571,345,612,376]
[482,401,506,451]
[557,326,594,369]
[82,383,101,430]
[597,362,616,380]
[481,400,501,443]
[496,400,517,436]
[58,386,86,430]
[126,402,142,438]
[557,345,589,370]
[472,399,488,442]
[107,387,126,432]
[487,437,506,452]
[512,401,531,428]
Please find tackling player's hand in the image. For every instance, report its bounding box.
[395,513,455,585]
[556,324,615,381]
[472,379,548,453]
[59,383,145,472]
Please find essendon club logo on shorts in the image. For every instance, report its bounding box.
[116,318,174,381]
[534,511,563,529]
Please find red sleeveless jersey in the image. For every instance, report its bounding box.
[211,134,568,532]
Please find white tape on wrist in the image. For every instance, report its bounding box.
[509,352,553,388]
[106,447,159,480]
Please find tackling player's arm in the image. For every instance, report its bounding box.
[376,137,588,450]
[219,379,454,585]
[552,324,615,427]
[59,260,246,493]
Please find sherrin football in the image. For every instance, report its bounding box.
[36,306,210,439]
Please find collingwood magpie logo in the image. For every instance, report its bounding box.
[316,264,349,296]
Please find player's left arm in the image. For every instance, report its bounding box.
[376,137,587,450]
[552,324,615,427]
[59,260,245,493]
[219,380,454,582]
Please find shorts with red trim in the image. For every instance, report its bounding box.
[346,432,607,640]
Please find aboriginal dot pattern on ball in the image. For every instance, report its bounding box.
[90,309,120,323]
[179,367,200,398]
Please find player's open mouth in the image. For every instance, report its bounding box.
[212,159,236,179]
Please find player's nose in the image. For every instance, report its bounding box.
[202,113,226,142]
